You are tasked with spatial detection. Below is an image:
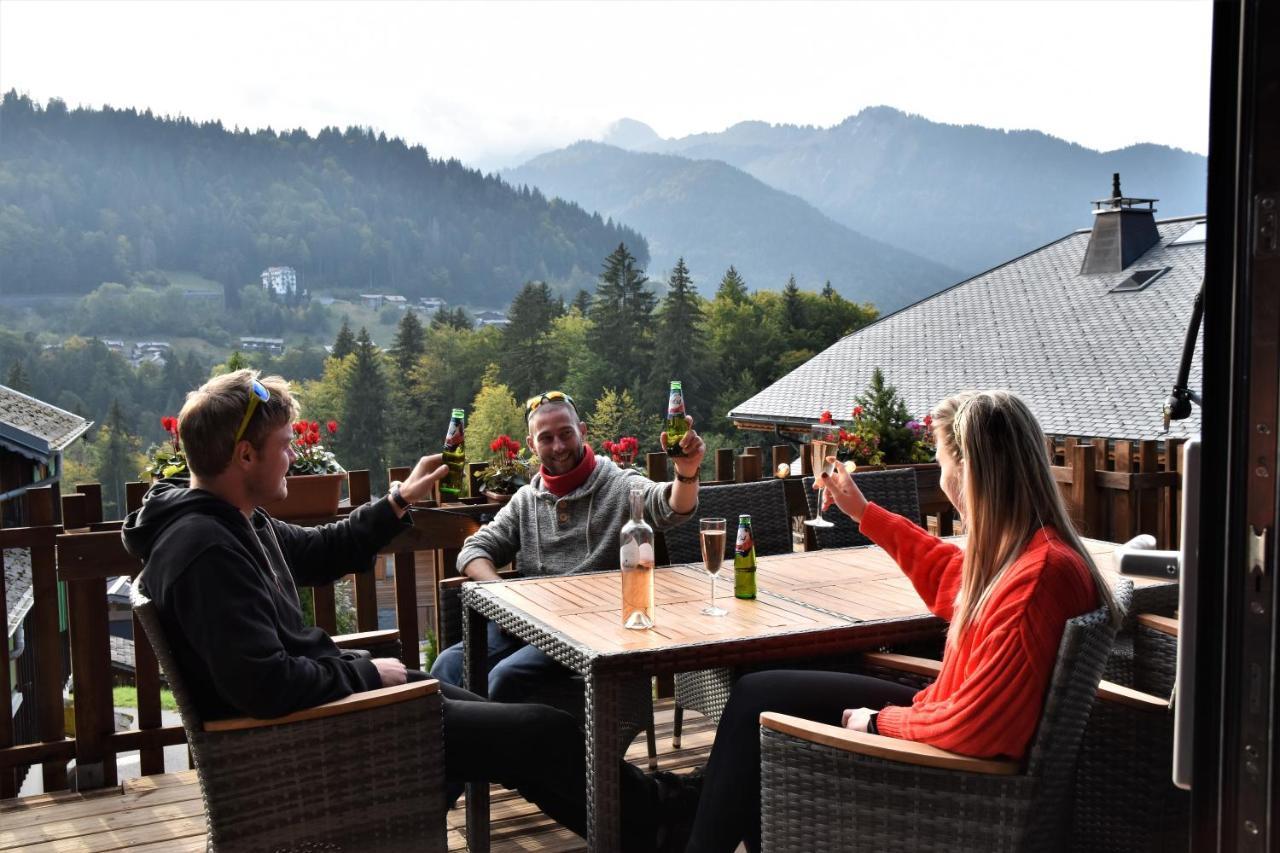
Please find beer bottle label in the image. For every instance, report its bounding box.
[445,420,464,449]
[735,526,754,559]
[667,389,685,417]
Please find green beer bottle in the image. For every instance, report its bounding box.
[733,514,757,599]
[441,408,466,500]
[665,380,688,457]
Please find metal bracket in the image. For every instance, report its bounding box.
[1248,526,1268,578]
[1255,194,1278,257]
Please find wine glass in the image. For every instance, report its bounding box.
[804,424,839,529]
[699,518,728,616]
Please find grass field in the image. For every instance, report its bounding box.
[112,686,178,711]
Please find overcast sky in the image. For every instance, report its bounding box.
[0,0,1212,171]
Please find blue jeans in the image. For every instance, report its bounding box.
[430,621,571,701]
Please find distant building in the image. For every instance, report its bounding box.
[261,266,298,297]
[240,337,286,356]
[360,294,384,310]
[474,310,510,328]
[419,297,447,313]
[100,339,125,353]
[1,384,90,788]
[384,295,408,310]
[730,176,1204,443]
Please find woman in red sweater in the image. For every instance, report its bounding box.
[683,390,1122,853]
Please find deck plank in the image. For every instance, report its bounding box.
[1,700,715,853]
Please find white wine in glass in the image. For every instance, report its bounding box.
[700,518,728,616]
[805,424,839,528]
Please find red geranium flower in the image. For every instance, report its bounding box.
[819,411,833,424]
[852,406,864,418]
[327,420,338,434]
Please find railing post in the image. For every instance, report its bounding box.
[714,448,735,482]
[1070,443,1098,537]
[1138,440,1159,542]
[736,452,762,483]
[30,526,66,791]
[126,481,149,515]
[346,472,378,631]
[645,452,669,482]
[771,444,793,476]
[76,484,104,525]
[1113,440,1136,542]
[1164,437,1186,550]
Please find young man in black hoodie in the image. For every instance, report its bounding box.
[122,369,696,853]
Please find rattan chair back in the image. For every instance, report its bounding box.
[802,468,922,547]
[663,478,792,565]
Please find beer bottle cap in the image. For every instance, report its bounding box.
[738,514,752,524]
[451,408,465,418]
[670,380,682,388]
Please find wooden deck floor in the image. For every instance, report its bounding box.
[0,700,715,852]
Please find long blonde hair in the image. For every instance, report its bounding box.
[932,390,1122,640]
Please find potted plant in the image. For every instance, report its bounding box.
[143,416,189,480]
[602,436,640,469]
[263,419,347,519]
[478,434,534,504]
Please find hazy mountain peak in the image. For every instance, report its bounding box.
[601,118,662,150]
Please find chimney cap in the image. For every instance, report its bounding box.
[1092,171,1157,213]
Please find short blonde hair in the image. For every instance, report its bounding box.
[178,369,298,478]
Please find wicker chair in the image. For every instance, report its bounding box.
[759,581,1131,853]
[801,468,922,549]
[666,479,794,746]
[663,478,794,565]
[132,583,448,853]
[437,573,659,769]
[1070,678,1189,852]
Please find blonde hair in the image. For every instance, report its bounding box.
[178,369,298,478]
[931,390,1122,640]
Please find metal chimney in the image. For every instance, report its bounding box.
[1080,173,1161,274]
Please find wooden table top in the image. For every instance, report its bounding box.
[474,537,1174,660]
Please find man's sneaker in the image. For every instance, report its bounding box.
[654,767,704,853]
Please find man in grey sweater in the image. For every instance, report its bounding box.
[431,391,705,699]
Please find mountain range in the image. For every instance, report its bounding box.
[595,107,1208,274]
[505,142,960,312]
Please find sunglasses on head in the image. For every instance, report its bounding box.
[525,390,576,420]
[233,379,271,445]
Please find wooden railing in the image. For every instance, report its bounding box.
[0,472,500,798]
[1,436,1180,798]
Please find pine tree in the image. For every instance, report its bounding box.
[225,350,250,372]
[783,274,805,331]
[822,280,836,300]
[572,289,592,315]
[855,368,914,464]
[339,327,390,490]
[648,258,712,423]
[587,244,656,400]
[502,281,564,398]
[5,360,31,394]
[716,266,748,304]
[94,399,138,519]
[332,317,357,359]
[390,310,426,375]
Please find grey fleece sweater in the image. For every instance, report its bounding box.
[457,456,695,576]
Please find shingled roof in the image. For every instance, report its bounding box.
[730,216,1204,441]
[0,384,91,464]
[5,548,33,637]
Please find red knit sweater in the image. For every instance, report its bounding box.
[861,502,1098,759]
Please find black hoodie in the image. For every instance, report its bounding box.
[122,480,410,721]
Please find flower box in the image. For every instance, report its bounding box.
[262,472,346,519]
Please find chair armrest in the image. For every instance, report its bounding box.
[205,680,439,732]
[332,628,399,650]
[439,568,519,590]
[760,712,1019,776]
[1136,613,1178,637]
[861,651,943,679]
[1096,679,1170,712]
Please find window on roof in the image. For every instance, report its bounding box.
[1171,221,1207,245]
[1110,267,1171,293]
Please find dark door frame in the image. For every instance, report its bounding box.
[1196,0,1278,850]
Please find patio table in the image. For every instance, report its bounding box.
[460,538,1176,852]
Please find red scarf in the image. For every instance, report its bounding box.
[540,444,596,497]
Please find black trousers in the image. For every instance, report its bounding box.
[425,677,660,853]
[685,670,918,853]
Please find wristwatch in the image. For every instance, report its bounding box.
[388,482,411,511]
[674,469,700,484]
